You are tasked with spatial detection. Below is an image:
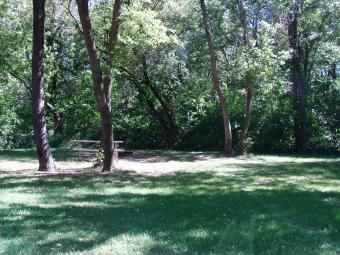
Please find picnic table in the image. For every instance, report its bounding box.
[71,140,124,161]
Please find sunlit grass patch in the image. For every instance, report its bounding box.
[0,151,339,254]
[84,233,167,255]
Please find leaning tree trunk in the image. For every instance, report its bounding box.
[32,0,55,172]
[288,12,308,153]
[119,66,174,140]
[142,56,179,145]
[76,0,122,171]
[238,84,254,154]
[200,0,232,156]
[77,0,114,171]
[237,0,255,155]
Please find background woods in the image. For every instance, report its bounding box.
[0,0,339,158]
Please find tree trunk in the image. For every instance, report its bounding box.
[237,0,248,45]
[46,101,64,135]
[200,0,232,156]
[142,56,179,144]
[32,0,55,172]
[76,0,121,171]
[119,65,175,141]
[238,85,254,154]
[288,12,308,153]
[123,69,172,136]
[328,63,336,80]
[50,75,64,135]
[236,0,255,155]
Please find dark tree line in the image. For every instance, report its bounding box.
[1,0,338,171]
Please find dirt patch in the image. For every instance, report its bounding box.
[0,151,268,177]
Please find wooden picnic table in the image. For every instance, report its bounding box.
[71,140,124,161]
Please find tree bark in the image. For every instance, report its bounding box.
[142,56,179,144]
[238,85,254,154]
[328,63,336,80]
[288,11,308,153]
[120,67,172,137]
[200,0,232,156]
[32,0,55,172]
[237,0,248,45]
[236,0,254,154]
[76,0,122,171]
[49,75,64,135]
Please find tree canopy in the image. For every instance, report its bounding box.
[0,0,339,162]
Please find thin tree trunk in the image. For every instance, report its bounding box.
[142,56,179,144]
[122,68,172,135]
[237,0,248,46]
[46,101,63,135]
[101,77,114,171]
[238,85,254,154]
[331,63,336,80]
[328,63,336,80]
[32,0,55,172]
[288,11,308,153]
[50,76,64,135]
[135,84,170,135]
[119,66,174,140]
[76,0,121,171]
[236,0,255,154]
[200,0,232,156]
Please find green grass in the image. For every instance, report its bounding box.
[0,151,339,254]
[0,148,84,162]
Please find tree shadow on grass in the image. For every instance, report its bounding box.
[0,149,93,162]
[0,161,340,254]
[0,150,37,162]
[225,161,340,181]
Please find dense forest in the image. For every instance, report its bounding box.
[0,0,339,171]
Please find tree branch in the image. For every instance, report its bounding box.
[107,0,122,54]
[66,0,84,34]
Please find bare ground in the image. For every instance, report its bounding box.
[0,150,335,177]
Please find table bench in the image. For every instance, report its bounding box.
[71,140,124,161]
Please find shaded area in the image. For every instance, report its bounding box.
[0,157,339,254]
[0,148,91,162]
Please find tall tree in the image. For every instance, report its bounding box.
[236,0,255,154]
[76,0,122,171]
[288,9,308,153]
[32,0,55,171]
[200,0,232,156]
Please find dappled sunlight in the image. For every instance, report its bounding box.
[83,234,164,255]
[0,191,42,206]
[0,160,93,173]
[0,152,339,254]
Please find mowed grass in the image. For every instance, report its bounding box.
[0,150,339,255]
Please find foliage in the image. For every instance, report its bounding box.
[0,0,339,153]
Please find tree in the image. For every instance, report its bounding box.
[0,0,338,155]
[200,0,232,156]
[235,0,255,154]
[286,0,337,153]
[31,0,55,171]
[288,9,308,153]
[76,0,122,171]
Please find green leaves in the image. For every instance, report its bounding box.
[0,0,338,152]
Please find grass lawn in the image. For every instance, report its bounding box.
[0,150,339,255]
